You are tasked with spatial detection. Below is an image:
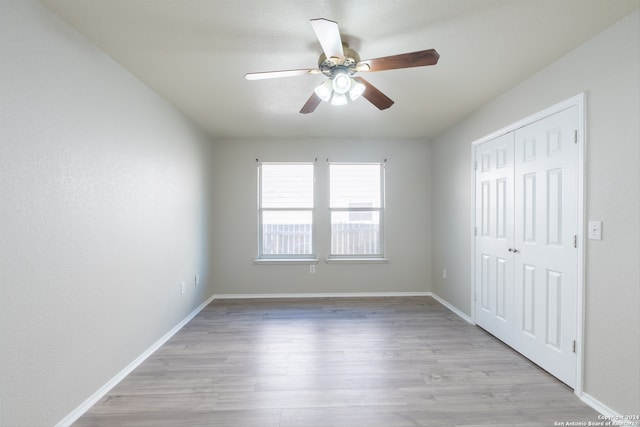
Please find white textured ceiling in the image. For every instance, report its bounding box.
[42,0,639,140]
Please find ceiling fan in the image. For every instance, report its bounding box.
[244,18,440,114]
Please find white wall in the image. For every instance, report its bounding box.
[430,10,639,415]
[0,1,213,425]
[209,138,432,295]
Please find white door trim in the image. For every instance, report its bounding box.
[470,93,586,396]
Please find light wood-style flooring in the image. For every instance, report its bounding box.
[74,297,600,426]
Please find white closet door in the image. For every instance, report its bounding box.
[513,106,579,388]
[474,133,515,344]
[474,105,579,388]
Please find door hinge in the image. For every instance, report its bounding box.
[474,227,478,236]
[474,161,478,171]
[572,340,577,353]
[573,235,577,248]
[574,129,578,144]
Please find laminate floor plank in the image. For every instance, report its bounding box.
[74,297,600,426]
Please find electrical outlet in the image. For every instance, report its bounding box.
[310,264,316,274]
[181,282,186,295]
[442,269,447,279]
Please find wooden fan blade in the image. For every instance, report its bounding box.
[245,69,320,80]
[300,92,322,114]
[354,77,394,110]
[357,49,439,72]
[310,18,344,60]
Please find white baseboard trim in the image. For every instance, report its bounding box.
[213,292,431,299]
[56,294,216,427]
[579,392,639,426]
[429,293,474,325]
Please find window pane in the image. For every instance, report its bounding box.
[262,164,314,208]
[330,164,381,208]
[262,210,313,255]
[331,211,380,255]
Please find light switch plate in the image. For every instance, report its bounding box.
[588,220,602,240]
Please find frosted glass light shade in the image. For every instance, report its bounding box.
[314,80,333,102]
[331,92,348,106]
[348,79,365,101]
[332,71,351,94]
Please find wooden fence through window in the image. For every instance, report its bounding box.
[262,223,380,255]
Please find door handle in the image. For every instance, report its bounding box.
[508,248,520,253]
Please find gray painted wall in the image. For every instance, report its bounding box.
[430,10,639,415]
[209,138,432,295]
[0,2,213,425]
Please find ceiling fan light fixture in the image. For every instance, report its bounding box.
[331,69,351,94]
[331,92,348,106]
[314,79,333,102]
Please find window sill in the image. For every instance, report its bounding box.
[325,258,389,264]
[254,258,319,265]
[253,258,388,265]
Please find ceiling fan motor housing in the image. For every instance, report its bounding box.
[318,45,360,77]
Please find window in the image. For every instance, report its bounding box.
[329,163,384,257]
[258,163,314,259]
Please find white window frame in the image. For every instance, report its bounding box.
[328,162,385,259]
[257,162,316,261]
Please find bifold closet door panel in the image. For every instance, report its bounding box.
[474,132,515,345]
[513,105,579,388]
